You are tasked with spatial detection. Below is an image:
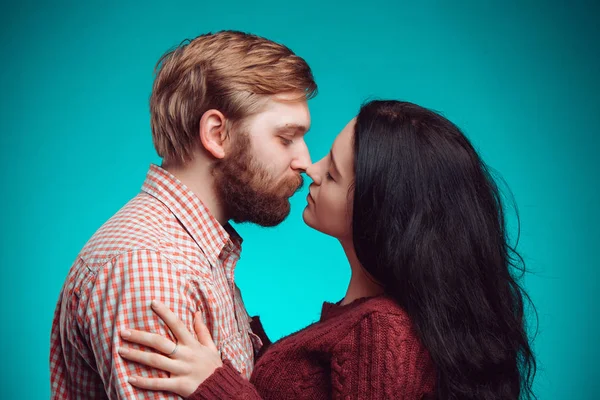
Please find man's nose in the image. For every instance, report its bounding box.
[290,141,311,172]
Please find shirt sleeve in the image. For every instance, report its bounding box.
[330,311,436,399]
[80,249,200,399]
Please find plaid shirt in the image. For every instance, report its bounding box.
[50,165,261,399]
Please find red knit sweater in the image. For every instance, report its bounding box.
[189,295,436,399]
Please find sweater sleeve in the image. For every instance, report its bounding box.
[330,311,436,399]
[186,359,263,400]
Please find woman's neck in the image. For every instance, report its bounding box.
[339,239,384,306]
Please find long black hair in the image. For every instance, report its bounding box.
[352,100,536,399]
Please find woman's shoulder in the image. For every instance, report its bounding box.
[330,297,436,398]
[338,296,432,362]
[350,295,411,322]
[324,295,418,338]
[352,296,430,345]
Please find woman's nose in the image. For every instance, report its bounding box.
[305,160,323,185]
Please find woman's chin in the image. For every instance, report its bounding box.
[302,207,311,223]
[303,209,330,237]
[302,208,318,230]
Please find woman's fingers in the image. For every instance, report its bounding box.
[128,375,180,393]
[118,347,178,373]
[121,329,176,356]
[151,300,195,345]
[194,312,218,352]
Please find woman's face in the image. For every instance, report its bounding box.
[303,118,355,240]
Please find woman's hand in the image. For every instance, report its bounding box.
[118,300,223,397]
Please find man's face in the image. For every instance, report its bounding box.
[213,93,311,226]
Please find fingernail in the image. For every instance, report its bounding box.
[128,376,137,383]
[119,347,129,354]
[151,299,158,308]
[121,329,131,338]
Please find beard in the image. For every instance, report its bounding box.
[212,132,304,227]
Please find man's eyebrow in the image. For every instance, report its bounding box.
[274,123,310,134]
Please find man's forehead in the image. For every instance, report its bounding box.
[264,106,310,131]
[247,94,311,131]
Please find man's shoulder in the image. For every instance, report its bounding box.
[64,190,216,293]
[78,192,175,267]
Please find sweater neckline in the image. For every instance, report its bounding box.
[320,294,386,321]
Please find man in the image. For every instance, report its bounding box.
[50,30,317,399]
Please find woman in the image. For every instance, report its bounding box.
[119,100,537,399]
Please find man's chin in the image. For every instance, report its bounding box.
[261,207,292,227]
[233,202,292,227]
[252,213,290,227]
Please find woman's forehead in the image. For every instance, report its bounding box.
[331,119,356,169]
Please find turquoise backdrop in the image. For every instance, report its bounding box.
[1,1,598,398]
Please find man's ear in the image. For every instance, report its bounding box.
[199,109,228,159]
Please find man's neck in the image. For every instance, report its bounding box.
[162,158,229,225]
[339,239,384,306]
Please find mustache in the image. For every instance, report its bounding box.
[295,174,305,193]
[278,173,304,197]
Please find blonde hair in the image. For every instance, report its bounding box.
[150,30,318,165]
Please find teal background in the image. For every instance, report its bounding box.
[1,1,598,398]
